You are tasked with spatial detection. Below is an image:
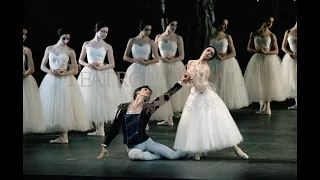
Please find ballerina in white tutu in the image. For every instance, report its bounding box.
[244,16,286,115]
[173,46,249,161]
[23,28,45,133]
[121,20,173,130]
[155,17,189,126]
[39,28,92,144]
[208,19,250,110]
[281,20,297,110]
[77,21,121,136]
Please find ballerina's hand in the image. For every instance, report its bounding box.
[87,63,94,68]
[97,146,108,159]
[217,53,227,60]
[290,53,297,59]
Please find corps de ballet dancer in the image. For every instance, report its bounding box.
[77,21,121,136]
[281,19,297,110]
[244,16,286,115]
[23,28,45,133]
[120,20,174,130]
[39,28,92,143]
[155,17,190,126]
[208,19,250,110]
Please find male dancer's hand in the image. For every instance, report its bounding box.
[97,146,108,159]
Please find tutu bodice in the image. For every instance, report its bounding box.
[86,47,106,65]
[131,44,151,60]
[49,53,69,71]
[288,35,297,53]
[254,36,271,51]
[209,38,228,53]
[158,40,177,57]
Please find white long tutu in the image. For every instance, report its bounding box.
[77,67,121,124]
[173,83,243,153]
[121,63,173,121]
[39,74,92,133]
[158,61,190,112]
[23,75,45,133]
[208,58,250,110]
[244,53,286,103]
[281,54,297,98]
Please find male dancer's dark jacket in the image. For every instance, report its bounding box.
[103,82,183,147]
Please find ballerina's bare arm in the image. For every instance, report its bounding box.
[95,44,115,70]
[78,41,91,67]
[123,38,136,63]
[265,33,279,55]
[40,46,53,74]
[59,49,78,76]
[144,40,160,65]
[171,36,185,62]
[247,32,259,53]
[190,65,210,93]
[225,35,236,59]
[281,30,295,55]
[23,47,35,78]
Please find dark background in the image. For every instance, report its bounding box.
[23,0,297,85]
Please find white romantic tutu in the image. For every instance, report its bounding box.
[173,83,243,153]
[244,53,286,103]
[39,74,92,133]
[77,67,121,124]
[121,63,173,121]
[23,75,45,133]
[208,58,250,110]
[158,61,190,112]
[281,54,297,98]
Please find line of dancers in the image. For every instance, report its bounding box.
[23,15,297,160]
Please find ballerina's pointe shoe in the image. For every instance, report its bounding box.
[234,149,249,160]
[87,130,105,136]
[193,153,201,161]
[49,137,68,144]
[288,105,297,110]
[157,120,174,126]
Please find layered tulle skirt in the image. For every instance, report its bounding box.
[39,74,92,133]
[281,54,297,98]
[208,58,250,110]
[77,67,121,124]
[244,53,286,102]
[120,63,173,121]
[173,84,243,153]
[23,75,45,133]
[157,61,189,112]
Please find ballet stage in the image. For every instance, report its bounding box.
[23,106,297,180]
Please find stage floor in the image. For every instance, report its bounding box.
[23,108,297,180]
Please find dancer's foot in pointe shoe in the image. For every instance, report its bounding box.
[87,130,105,136]
[234,147,249,160]
[193,153,201,161]
[49,137,68,144]
[288,105,297,110]
[157,117,174,126]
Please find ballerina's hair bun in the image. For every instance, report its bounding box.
[94,21,108,32]
[57,28,70,38]
[139,20,152,31]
